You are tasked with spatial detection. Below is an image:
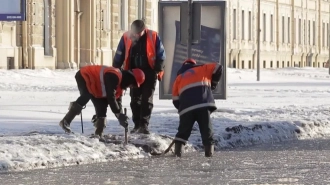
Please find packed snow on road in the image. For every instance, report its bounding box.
[0,67,329,172]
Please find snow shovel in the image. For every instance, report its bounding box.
[124,108,128,145]
[150,140,175,156]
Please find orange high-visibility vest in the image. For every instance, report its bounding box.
[80,66,123,99]
[122,29,164,80]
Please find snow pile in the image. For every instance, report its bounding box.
[0,67,330,172]
[0,132,195,172]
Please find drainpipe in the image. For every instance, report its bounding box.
[276,0,279,51]
[328,2,330,73]
[318,0,321,55]
[22,19,28,68]
[291,0,294,66]
[75,0,83,68]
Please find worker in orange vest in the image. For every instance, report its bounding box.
[113,19,166,134]
[172,59,223,157]
[59,65,145,138]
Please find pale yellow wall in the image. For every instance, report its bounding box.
[3,0,329,70]
[228,0,330,69]
[0,0,156,69]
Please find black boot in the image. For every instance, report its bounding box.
[174,142,183,157]
[130,124,140,134]
[137,124,150,134]
[59,102,83,133]
[94,117,107,137]
[204,145,214,157]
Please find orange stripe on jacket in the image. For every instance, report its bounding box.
[172,63,218,98]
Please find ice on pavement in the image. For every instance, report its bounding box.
[0,67,330,172]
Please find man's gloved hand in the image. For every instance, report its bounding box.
[91,115,97,124]
[154,70,163,82]
[211,85,217,91]
[115,113,129,128]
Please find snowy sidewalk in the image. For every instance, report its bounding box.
[0,67,330,172]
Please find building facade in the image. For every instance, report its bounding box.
[0,0,158,69]
[228,0,330,69]
[0,0,329,70]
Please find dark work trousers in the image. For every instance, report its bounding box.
[91,98,108,117]
[75,71,109,118]
[75,71,92,106]
[175,108,215,146]
[130,69,157,127]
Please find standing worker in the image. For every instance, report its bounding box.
[112,20,166,134]
[59,65,145,138]
[171,59,223,157]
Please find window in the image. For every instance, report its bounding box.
[242,61,245,69]
[137,0,145,20]
[120,0,127,30]
[270,61,273,68]
[282,16,285,43]
[308,20,310,45]
[327,23,329,47]
[233,9,237,39]
[282,61,284,67]
[313,21,315,45]
[323,22,325,47]
[242,10,245,40]
[270,14,273,42]
[263,61,266,68]
[248,11,252,40]
[44,0,52,56]
[263,13,266,41]
[288,17,290,43]
[248,60,252,69]
[304,20,306,44]
[299,19,301,44]
[277,61,279,68]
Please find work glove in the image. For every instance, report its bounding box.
[115,113,129,128]
[154,70,163,82]
[91,115,97,124]
[211,85,217,91]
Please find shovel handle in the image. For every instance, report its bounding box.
[124,108,128,145]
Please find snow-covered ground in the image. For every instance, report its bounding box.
[0,67,330,172]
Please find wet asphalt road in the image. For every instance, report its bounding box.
[1,138,330,185]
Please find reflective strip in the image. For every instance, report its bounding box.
[147,31,156,62]
[172,96,179,100]
[99,66,107,97]
[213,63,221,74]
[116,50,122,55]
[174,137,187,144]
[179,81,211,95]
[179,103,216,116]
[123,32,130,69]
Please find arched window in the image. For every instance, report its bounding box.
[44,0,52,56]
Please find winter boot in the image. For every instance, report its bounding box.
[94,117,107,137]
[204,145,214,157]
[59,102,83,133]
[174,142,183,157]
[137,124,150,134]
[130,124,140,134]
